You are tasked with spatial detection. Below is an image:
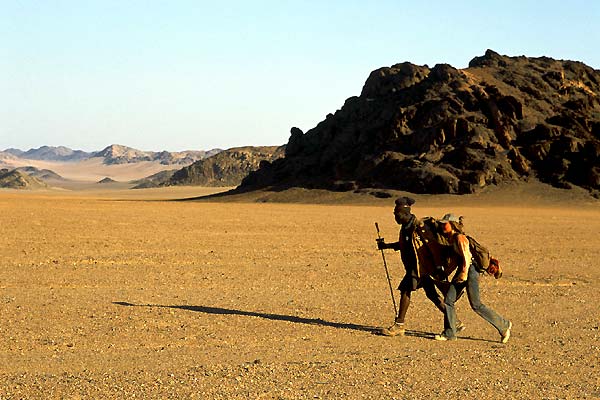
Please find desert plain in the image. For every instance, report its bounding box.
[0,184,599,399]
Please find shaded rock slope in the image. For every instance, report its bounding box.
[15,166,65,181]
[130,170,178,189]
[165,146,285,187]
[240,50,600,196]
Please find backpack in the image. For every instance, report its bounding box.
[467,235,491,273]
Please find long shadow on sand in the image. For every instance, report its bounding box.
[113,301,378,333]
[112,302,495,342]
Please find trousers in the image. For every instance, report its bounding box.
[443,263,510,339]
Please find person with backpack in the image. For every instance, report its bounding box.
[376,197,465,336]
[434,213,512,343]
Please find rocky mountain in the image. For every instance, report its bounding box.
[239,50,600,197]
[0,169,48,189]
[164,146,285,187]
[93,145,221,165]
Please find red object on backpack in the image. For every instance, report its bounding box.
[487,257,502,279]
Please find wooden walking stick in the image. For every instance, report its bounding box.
[375,222,397,316]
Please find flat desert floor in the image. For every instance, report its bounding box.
[0,185,599,399]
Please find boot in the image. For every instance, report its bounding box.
[501,321,512,344]
[380,321,405,336]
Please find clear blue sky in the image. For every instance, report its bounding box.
[1,1,598,152]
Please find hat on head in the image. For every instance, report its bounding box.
[439,213,460,223]
[395,196,415,208]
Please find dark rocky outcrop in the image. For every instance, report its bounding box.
[240,50,600,196]
[165,146,285,187]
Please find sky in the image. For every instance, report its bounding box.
[1,1,599,152]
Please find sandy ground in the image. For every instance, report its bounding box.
[0,186,599,399]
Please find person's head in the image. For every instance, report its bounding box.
[439,213,463,234]
[393,196,415,224]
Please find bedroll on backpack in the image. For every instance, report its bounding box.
[467,235,490,273]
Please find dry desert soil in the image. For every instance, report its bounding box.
[0,184,599,399]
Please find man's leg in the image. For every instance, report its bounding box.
[380,290,410,336]
[427,278,465,333]
[422,277,445,314]
[396,290,411,323]
[435,281,465,341]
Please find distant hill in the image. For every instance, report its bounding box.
[0,151,19,161]
[165,146,285,187]
[5,146,91,162]
[97,177,117,184]
[0,169,48,189]
[240,50,600,196]
[2,148,25,157]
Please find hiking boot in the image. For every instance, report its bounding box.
[501,321,512,344]
[380,322,405,337]
[456,320,466,333]
[434,333,457,341]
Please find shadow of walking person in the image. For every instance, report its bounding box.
[113,301,495,342]
[113,301,379,333]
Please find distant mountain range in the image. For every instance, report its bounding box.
[1,145,222,165]
[0,144,284,189]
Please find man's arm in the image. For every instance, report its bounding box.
[451,234,471,282]
[377,239,401,251]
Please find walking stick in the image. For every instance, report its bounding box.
[375,222,397,316]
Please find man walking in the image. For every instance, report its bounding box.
[376,197,463,336]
